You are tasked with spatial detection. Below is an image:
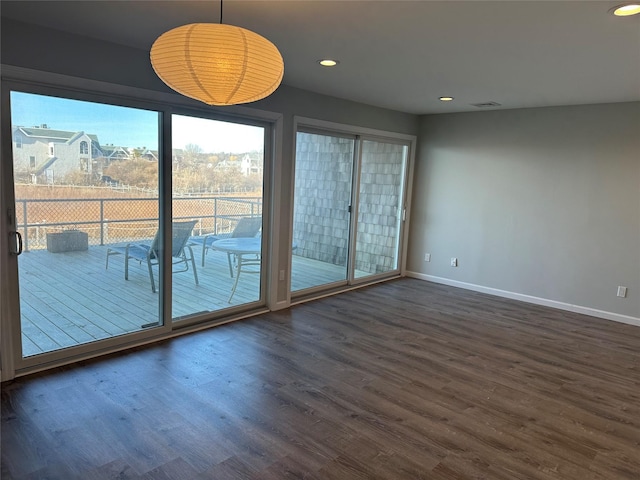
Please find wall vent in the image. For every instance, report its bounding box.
[470,101,501,108]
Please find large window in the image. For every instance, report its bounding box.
[291,121,412,297]
[5,89,271,374]
[10,92,161,359]
[291,131,354,291]
[170,114,266,320]
[354,140,407,278]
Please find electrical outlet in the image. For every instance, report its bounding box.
[424,253,431,262]
[617,286,627,298]
[450,257,458,267]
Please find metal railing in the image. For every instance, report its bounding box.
[15,196,262,251]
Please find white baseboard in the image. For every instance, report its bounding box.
[406,272,640,328]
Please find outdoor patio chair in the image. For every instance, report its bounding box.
[105,220,199,293]
[189,216,262,270]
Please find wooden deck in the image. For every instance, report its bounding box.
[17,245,346,357]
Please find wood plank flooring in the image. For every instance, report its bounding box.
[17,246,347,356]
[2,278,639,479]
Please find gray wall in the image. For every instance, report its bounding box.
[409,102,640,318]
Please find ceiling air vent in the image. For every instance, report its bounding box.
[470,101,501,108]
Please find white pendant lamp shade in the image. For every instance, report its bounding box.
[150,23,284,106]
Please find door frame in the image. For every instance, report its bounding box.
[291,116,416,301]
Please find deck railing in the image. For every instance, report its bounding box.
[15,196,262,251]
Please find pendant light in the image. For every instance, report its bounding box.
[150,1,284,106]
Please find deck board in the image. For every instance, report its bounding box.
[16,246,347,357]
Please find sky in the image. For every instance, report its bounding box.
[10,91,265,153]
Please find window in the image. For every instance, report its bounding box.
[170,114,267,319]
[14,134,22,148]
[7,89,273,374]
[292,118,413,298]
[10,91,161,360]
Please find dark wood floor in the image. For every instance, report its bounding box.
[2,278,639,479]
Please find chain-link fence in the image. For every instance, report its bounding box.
[16,196,262,251]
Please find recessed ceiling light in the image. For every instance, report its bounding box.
[610,3,640,16]
[318,59,339,67]
[439,96,454,102]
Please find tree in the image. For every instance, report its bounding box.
[183,143,204,164]
[62,170,100,186]
[103,158,158,188]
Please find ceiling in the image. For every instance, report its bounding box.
[2,1,639,114]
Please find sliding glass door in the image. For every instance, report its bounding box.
[171,114,265,319]
[292,124,411,296]
[291,131,355,292]
[9,91,161,358]
[354,140,408,279]
[4,87,271,374]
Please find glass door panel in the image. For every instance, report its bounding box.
[10,91,160,357]
[354,140,408,279]
[291,132,355,292]
[171,114,265,319]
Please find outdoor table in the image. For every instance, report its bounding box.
[212,237,262,302]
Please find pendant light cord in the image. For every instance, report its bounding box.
[220,0,223,24]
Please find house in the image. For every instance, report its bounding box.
[140,148,159,162]
[12,125,103,183]
[100,144,131,162]
[214,153,262,176]
[240,153,263,176]
[0,2,639,478]
[213,157,241,171]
